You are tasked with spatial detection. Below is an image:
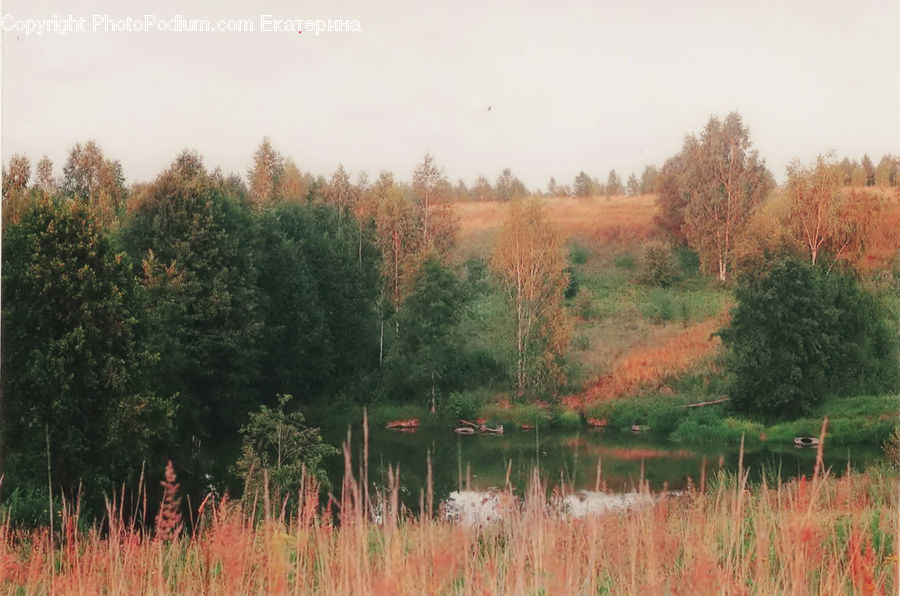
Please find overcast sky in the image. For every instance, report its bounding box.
[2,0,898,189]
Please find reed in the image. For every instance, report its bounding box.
[1,418,897,595]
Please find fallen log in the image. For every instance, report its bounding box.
[681,397,729,408]
[385,418,420,429]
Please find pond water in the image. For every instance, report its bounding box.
[319,423,884,507]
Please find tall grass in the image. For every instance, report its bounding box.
[1,421,898,594]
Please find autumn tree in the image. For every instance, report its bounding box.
[654,147,692,244]
[640,165,659,194]
[412,153,447,243]
[574,171,593,197]
[472,175,493,201]
[626,172,640,196]
[2,153,32,226]
[681,113,773,282]
[828,188,885,270]
[34,156,56,197]
[247,137,284,208]
[496,168,528,201]
[786,155,842,265]
[61,141,126,226]
[374,182,421,327]
[279,158,309,202]
[324,164,353,227]
[861,154,875,186]
[547,177,559,196]
[875,154,898,186]
[492,199,570,397]
[605,169,623,196]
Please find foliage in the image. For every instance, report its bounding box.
[120,151,262,443]
[719,259,899,417]
[638,243,679,287]
[680,113,774,282]
[492,199,571,397]
[61,141,126,227]
[2,199,171,496]
[254,202,380,403]
[236,394,339,497]
[446,391,480,420]
[389,258,468,408]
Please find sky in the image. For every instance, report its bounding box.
[1,0,898,190]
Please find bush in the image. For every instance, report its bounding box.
[574,287,596,319]
[641,289,675,324]
[638,244,679,287]
[446,391,480,420]
[551,407,583,429]
[720,259,899,417]
[569,243,589,265]
[673,246,700,277]
[614,253,636,270]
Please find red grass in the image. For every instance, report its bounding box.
[566,316,725,409]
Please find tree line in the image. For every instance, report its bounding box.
[0,140,573,514]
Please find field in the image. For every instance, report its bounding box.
[2,436,897,595]
[454,194,661,261]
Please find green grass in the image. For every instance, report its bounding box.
[583,393,900,447]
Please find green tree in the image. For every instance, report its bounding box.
[255,202,380,403]
[719,259,898,417]
[236,394,338,500]
[121,150,262,444]
[2,199,171,496]
[392,258,468,411]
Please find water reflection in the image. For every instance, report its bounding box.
[321,424,883,509]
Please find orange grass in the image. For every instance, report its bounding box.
[566,315,725,409]
[2,426,899,595]
[860,196,900,273]
[453,194,661,259]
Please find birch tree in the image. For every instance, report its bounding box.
[682,113,773,282]
[786,155,841,265]
[492,199,570,397]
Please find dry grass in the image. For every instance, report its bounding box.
[1,427,898,595]
[565,315,725,410]
[861,194,900,273]
[453,194,660,259]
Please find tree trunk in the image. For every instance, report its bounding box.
[430,371,436,413]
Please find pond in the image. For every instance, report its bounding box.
[319,422,884,508]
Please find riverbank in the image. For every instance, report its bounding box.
[316,392,900,449]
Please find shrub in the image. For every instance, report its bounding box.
[638,243,679,287]
[641,289,675,324]
[447,391,480,420]
[720,259,899,417]
[551,407,583,429]
[569,243,589,265]
[673,246,701,277]
[614,253,636,270]
[573,287,596,319]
